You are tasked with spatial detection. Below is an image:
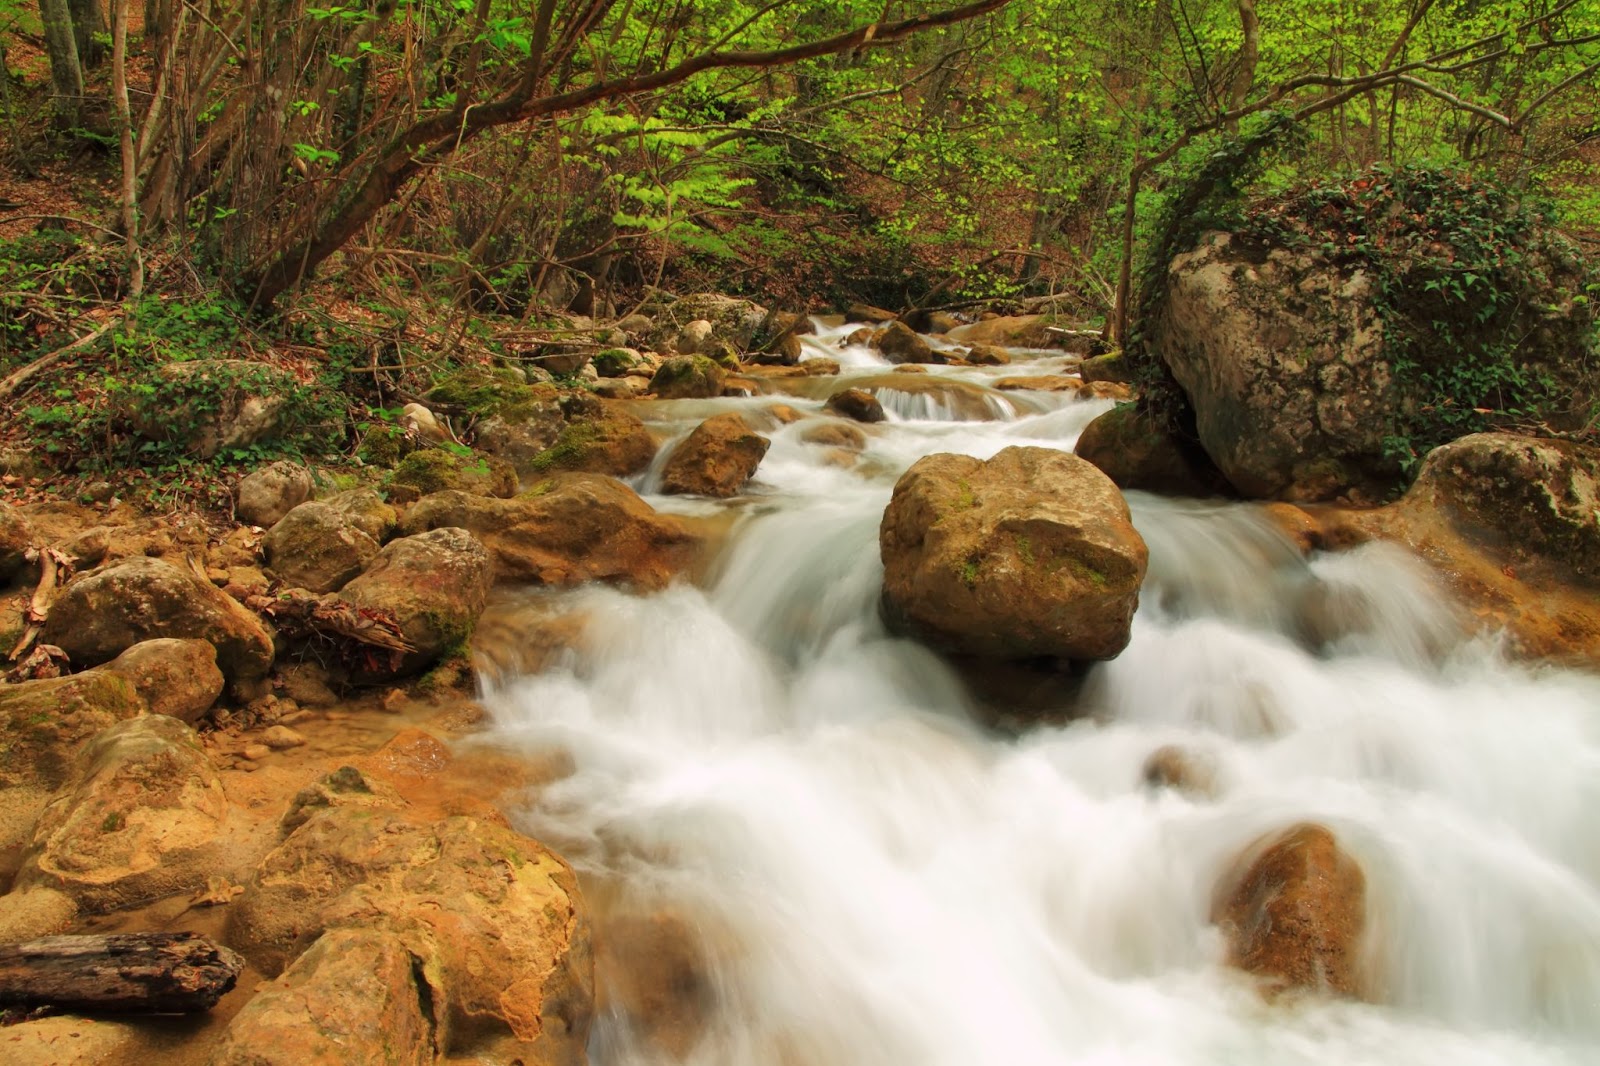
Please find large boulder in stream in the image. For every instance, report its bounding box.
[1398,433,1600,587]
[41,556,276,688]
[1074,404,1230,497]
[1153,212,1596,501]
[401,479,700,591]
[650,355,727,399]
[879,447,1148,662]
[661,413,770,498]
[875,320,945,365]
[1213,823,1367,999]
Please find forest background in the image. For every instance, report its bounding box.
[0,0,1594,502]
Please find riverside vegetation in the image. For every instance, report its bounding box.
[1,1,1599,1064]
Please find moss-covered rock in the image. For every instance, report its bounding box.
[387,447,518,499]
[649,355,727,399]
[660,414,770,498]
[593,347,641,378]
[423,366,554,422]
[0,672,146,793]
[527,407,655,477]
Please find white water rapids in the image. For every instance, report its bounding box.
[480,320,1600,1065]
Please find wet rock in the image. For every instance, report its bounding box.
[842,326,878,347]
[964,343,1011,366]
[597,909,714,1059]
[650,355,728,399]
[823,388,885,423]
[849,373,1007,421]
[15,715,235,912]
[210,927,436,1066]
[661,414,770,498]
[336,527,494,679]
[1141,745,1218,797]
[263,498,384,594]
[0,886,77,944]
[42,557,276,688]
[129,359,296,459]
[1402,433,1600,587]
[1214,823,1367,998]
[228,806,593,1062]
[847,302,897,324]
[1080,380,1134,402]
[1074,404,1230,497]
[994,375,1082,393]
[102,638,225,723]
[526,404,656,477]
[0,501,32,582]
[880,447,1148,662]
[401,480,699,591]
[875,320,945,365]
[236,461,314,527]
[387,446,518,500]
[947,315,1059,348]
[799,421,867,451]
[751,332,805,367]
[1078,351,1130,384]
[2,1016,152,1065]
[260,725,306,750]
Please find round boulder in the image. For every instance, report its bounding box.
[661,413,770,498]
[875,320,946,365]
[101,638,225,723]
[1213,823,1367,998]
[1074,404,1230,497]
[824,388,885,424]
[236,461,314,528]
[263,499,384,594]
[650,355,727,399]
[335,527,494,679]
[41,556,276,687]
[879,447,1148,661]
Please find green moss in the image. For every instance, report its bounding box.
[960,557,981,586]
[1014,534,1036,567]
[425,367,551,422]
[592,348,637,377]
[357,426,404,468]
[101,812,125,833]
[388,447,514,497]
[519,479,558,498]
[528,422,600,473]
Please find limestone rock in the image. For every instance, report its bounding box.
[650,355,727,399]
[848,373,1006,421]
[102,638,225,723]
[879,447,1148,661]
[387,447,518,500]
[130,360,296,459]
[592,347,641,378]
[16,715,234,912]
[964,344,1011,366]
[799,421,867,452]
[526,404,656,477]
[263,498,384,594]
[209,928,437,1066]
[1402,433,1600,587]
[847,302,896,324]
[1214,823,1367,998]
[660,414,770,498]
[824,388,885,424]
[401,481,699,591]
[1078,351,1131,384]
[336,527,494,678]
[947,315,1059,349]
[875,320,945,365]
[664,293,769,349]
[2,500,36,581]
[1074,404,1229,497]
[235,462,314,528]
[41,556,275,687]
[676,318,715,355]
[399,402,448,444]
[0,672,146,795]
[227,806,593,1062]
[2,1016,152,1065]
[475,399,568,472]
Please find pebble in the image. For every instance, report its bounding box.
[242,743,272,762]
[261,725,307,750]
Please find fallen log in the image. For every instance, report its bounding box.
[0,933,244,1013]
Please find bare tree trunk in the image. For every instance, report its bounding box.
[39,0,85,129]
[1228,0,1259,114]
[111,0,142,295]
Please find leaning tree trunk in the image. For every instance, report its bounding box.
[38,0,85,129]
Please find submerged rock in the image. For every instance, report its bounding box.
[879,447,1148,662]
[401,480,699,591]
[1214,823,1367,998]
[42,556,276,688]
[661,413,770,498]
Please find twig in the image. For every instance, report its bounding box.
[0,321,116,402]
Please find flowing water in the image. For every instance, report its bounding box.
[480,320,1600,1065]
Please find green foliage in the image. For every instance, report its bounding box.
[1236,165,1598,473]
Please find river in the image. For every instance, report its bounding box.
[479,320,1600,1066]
